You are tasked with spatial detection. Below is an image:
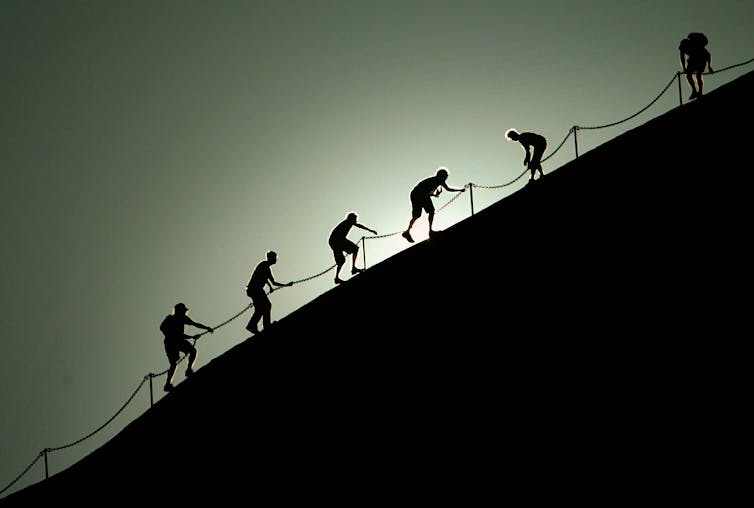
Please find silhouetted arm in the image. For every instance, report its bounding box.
[355,223,378,235]
[523,143,532,166]
[186,316,214,333]
[268,274,293,288]
[441,181,465,193]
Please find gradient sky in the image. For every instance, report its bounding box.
[2,0,752,496]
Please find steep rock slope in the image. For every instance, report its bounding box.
[4,71,753,506]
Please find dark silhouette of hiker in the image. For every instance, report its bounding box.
[679,32,713,100]
[245,250,293,335]
[329,212,378,284]
[506,128,547,182]
[159,302,213,392]
[402,167,465,243]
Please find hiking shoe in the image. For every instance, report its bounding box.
[351,267,363,275]
[185,368,194,378]
[334,277,344,284]
[688,91,698,100]
[245,324,259,334]
[402,231,414,243]
[164,383,174,392]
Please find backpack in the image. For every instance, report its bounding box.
[687,32,708,47]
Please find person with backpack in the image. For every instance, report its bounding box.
[159,302,214,392]
[328,212,378,284]
[245,250,293,335]
[679,32,714,100]
[402,167,465,243]
[505,128,547,182]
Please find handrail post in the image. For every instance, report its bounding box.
[148,374,154,407]
[361,237,367,270]
[677,72,683,106]
[468,183,474,216]
[573,126,579,158]
[43,448,49,479]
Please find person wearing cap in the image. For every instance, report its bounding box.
[245,251,293,335]
[402,167,465,243]
[505,128,547,182]
[159,302,214,392]
[328,212,378,284]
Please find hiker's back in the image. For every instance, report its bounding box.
[521,131,546,148]
[160,314,183,339]
[248,261,271,291]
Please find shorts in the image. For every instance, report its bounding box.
[410,191,434,218]
[330,239,358,265]
[164,337,195,364]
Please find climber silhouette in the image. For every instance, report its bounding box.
[505,128,547,182]
[402,167,465,243]
[159,302,213,392]
[245,250,293,335]
[679,32,713,100]
[329,212,378,284]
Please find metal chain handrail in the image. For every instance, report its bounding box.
[46,376,150,452]
[703,56,754,74]
[0,453,43,496]
[364,230,403,240]
[576,73,678,131]
[287,264,337,285]
[3,55,752,500]
[194,303,253,340]
[471,169,529,190]
[577,57,753,132]
[542,128,575,163]
[436,185,469,212]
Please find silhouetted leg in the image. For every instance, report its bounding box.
[165,362,177,391]
[427,211,435,233]
[351,248,362,274]
[535,162,544,178]
[335,261,345,284]
[247,311,261,333]
[186,347,197,376]
[252,293,272,330]
[696,72,704,96]
[686,71,698,99]
[403,217,417,242]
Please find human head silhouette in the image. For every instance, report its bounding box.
[347,212,358,223]
[436,167,448,180]
[266,250,277,264]
[174,302,188,315]
[505,128,520,141]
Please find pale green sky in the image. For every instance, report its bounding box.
[1,0,752,496]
